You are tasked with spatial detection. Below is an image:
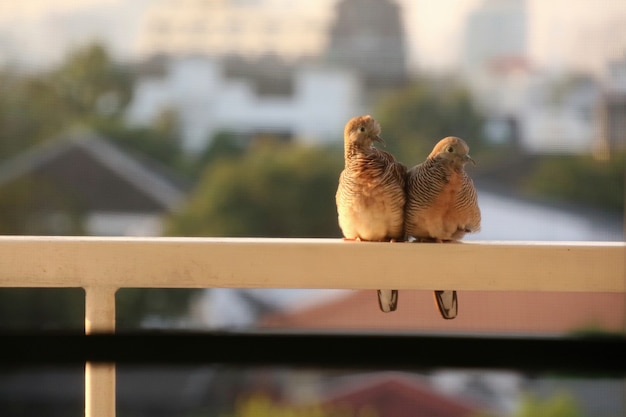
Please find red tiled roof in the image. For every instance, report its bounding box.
[260,290,625,335]
[318,372,480,417]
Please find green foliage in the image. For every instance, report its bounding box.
[51,42,133,118]
[374,77,485,165]
[93,117,188,177]
[194,131,248,168]
[166,141,343,238]
[0,71,69,158]
[524,153,625,213]
[515,393,583,417]
[0,42,133,160]
[221,394,376,417]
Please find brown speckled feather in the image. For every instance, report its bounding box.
[336,115,407,242]
[405,136,481,319]
[336,115,406,312]
[405,136,480,241]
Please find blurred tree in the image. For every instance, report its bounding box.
[51,42,132,118]
[0,71,69,158]
[515,393,582,417]
[166,141,343,238]
[374,77,485,166]
[524,153,625,213]
[221,393,364,417]
[93,117,188,178]
[0,42,133,160]
[194,131,248,169]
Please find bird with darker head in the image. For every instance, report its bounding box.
[336,115,406,313]
[405,135,481,320]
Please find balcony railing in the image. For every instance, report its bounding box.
[0,236,625,417]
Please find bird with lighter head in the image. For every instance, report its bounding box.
[336,115,407,313]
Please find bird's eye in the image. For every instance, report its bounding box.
[358,126,366,133]
[446,146,454,153]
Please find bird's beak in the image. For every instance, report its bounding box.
[374,135,386,147]
[465,154,476,166]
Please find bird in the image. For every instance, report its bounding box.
[336,115,407,313]
[404,136,481,319]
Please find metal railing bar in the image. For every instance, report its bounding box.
[1,237,624,292]
[2,331,624,376]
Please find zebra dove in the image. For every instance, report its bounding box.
[336,115,407,313]
[405,136,481,319]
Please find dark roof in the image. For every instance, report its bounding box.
[0,128,186,213]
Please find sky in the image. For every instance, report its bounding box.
[0,0,625,75]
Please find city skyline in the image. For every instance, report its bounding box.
[0,0,625,76]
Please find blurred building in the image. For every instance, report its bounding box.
[136,0,408,87]
[462,0,527,78]
[461,0,529,149]
[326,0,408,89]
[598,93,626,152]
[132,0,409,151]
[460,0,614,154]
[311,372,484,417]
[259,289,625,415]
[0,128,186,236]
[596,53,626,152]
[461,0,528,146]
[126,57,363,152]
[519,74,601,153]
[136,0,334,62]
[259,290,625,336]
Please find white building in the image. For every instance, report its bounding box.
[461,0,529,115]
[462,0,527,79]
[518,75,601,153]
[135,0,335,62]
[461,0,605,154]
[126,57,363,152]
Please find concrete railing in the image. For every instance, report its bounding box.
[0,236,624,417]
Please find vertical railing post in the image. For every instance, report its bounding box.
[84,286,117,417]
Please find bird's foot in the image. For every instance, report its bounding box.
[411,237,440,243]
[434,290,458,319]
[378,289,398,312]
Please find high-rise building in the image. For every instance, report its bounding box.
[326,0,408,88]
[135,0,334,62]
[136,0,408,89]
[462,0,527,76]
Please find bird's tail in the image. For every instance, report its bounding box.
[434,290,458,319]
[377,289,398,312]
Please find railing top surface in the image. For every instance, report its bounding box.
[0,236,624,292]
[1,235,624,245]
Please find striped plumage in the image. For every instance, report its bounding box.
[336,115,406,313]
[405,136,481,319]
